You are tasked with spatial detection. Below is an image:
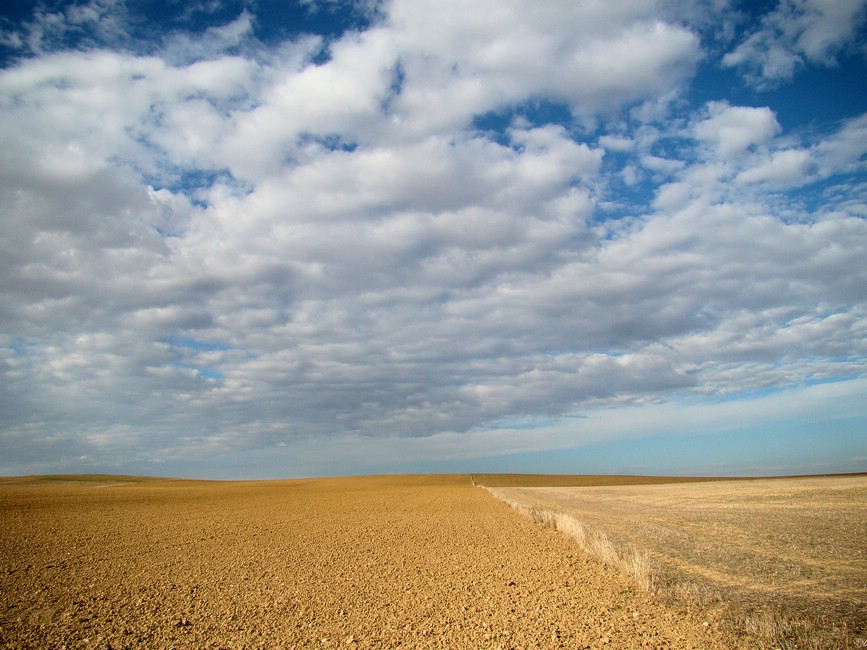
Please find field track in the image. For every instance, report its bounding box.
[0,474,729,649]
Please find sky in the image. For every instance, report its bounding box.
[1,0,866,480]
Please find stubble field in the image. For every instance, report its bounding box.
[483,474,867,649]
[1,474,731,649]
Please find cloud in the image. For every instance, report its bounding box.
[723,0,867,84]
[599,135,635,153]
[693,101,781,158]
[160,10,256,64]
[387,2,701,132]
[650,104,867,211]
[1,1,866,476]
[813,112,867,176]
[734,148,811,185]
[0,0,131,56]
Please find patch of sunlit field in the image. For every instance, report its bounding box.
[482,474,867,649]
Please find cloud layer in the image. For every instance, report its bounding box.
[1,0,866,475]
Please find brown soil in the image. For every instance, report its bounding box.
[0,474,734,649]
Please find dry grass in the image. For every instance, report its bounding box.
[483,475,867,650]
[738,609,861,650]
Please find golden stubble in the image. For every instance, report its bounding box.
[485,474,867,649]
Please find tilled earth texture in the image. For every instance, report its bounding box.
[1,474,732,649]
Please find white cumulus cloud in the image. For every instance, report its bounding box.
[724,0,867,84]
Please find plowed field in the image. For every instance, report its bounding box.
[0,474,731,649]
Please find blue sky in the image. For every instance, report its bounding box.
[1,0,865,479]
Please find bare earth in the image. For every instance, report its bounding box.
[486,475,867,648]
[0,474,731,649]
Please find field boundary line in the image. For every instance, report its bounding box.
[480,487,657,592]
